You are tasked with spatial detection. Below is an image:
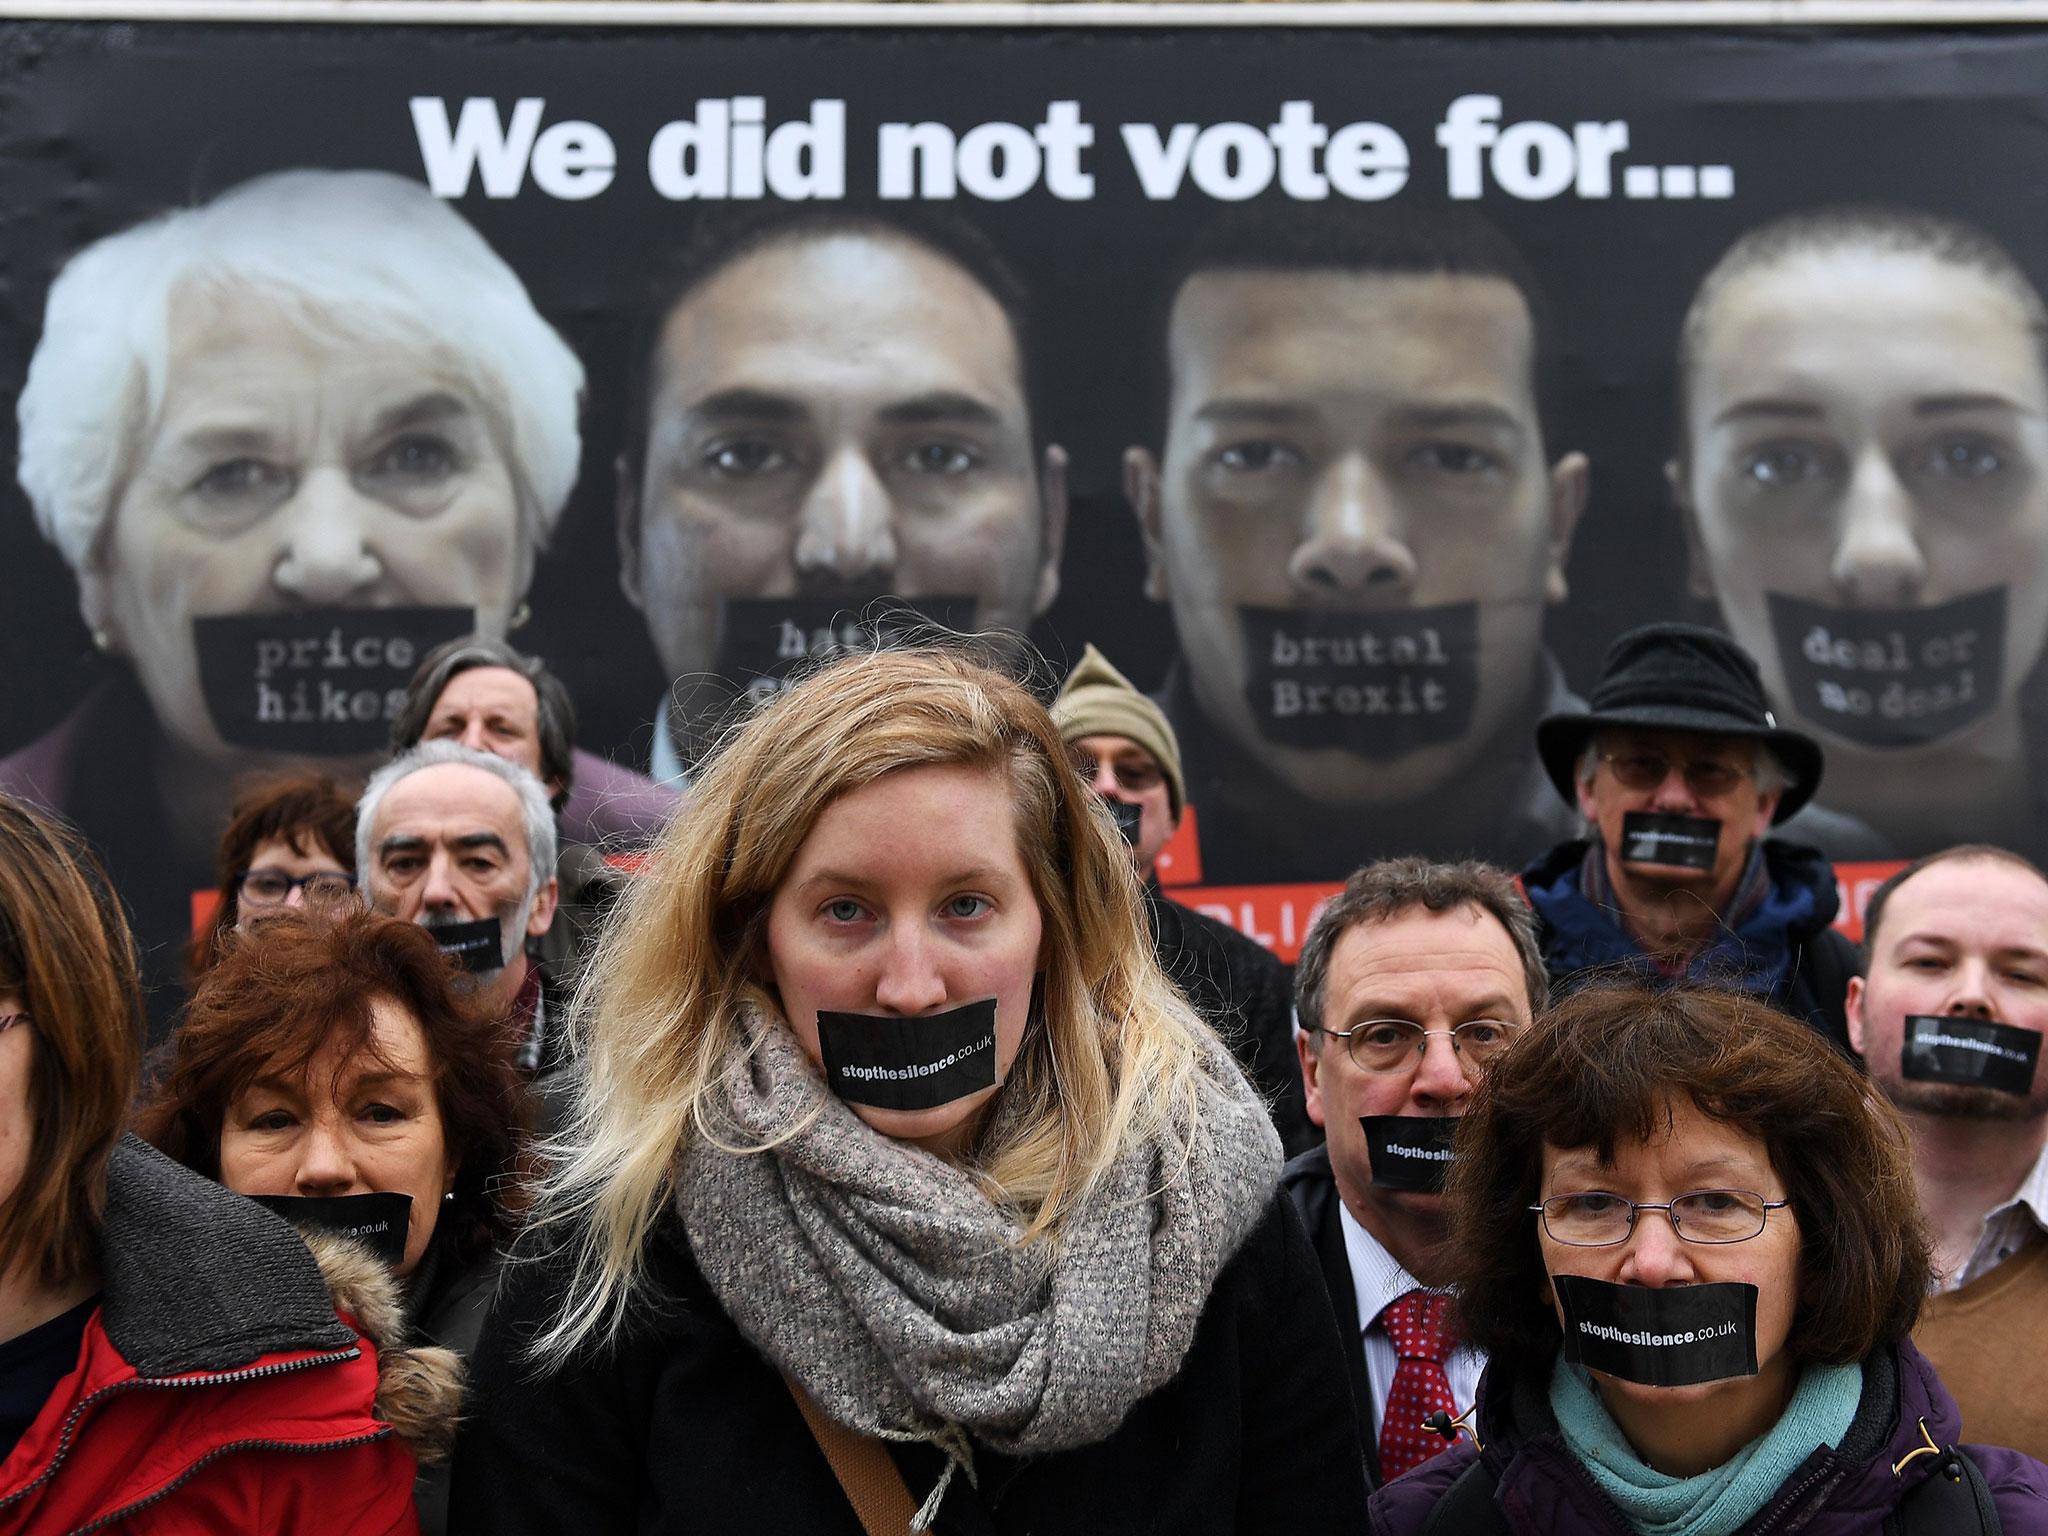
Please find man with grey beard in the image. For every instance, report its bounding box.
[1848,843,2048,1458]
[358,742,562,1074]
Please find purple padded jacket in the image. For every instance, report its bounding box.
[1369,1339,2048,1536]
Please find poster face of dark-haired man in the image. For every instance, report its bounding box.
[1126,265,1588,882]
[621,226,1068,779]
[1678,233,2048,859]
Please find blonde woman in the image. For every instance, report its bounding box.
[448,649,1368,1533]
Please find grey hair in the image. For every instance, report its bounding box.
[18,168,584,570]
[356,741,557,903]
[1294,857,1548,1043]
[1574,734,1789,794]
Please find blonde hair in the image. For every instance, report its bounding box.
[529,647,1218,1362]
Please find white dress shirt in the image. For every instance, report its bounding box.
[1943,1136,2048,1293]
[1338,1201,1486,1439]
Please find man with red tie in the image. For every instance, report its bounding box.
[1284,857,1547,1487]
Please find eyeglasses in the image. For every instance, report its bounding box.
[0,1013,28,1037]
[1068,747,1164,794]
[1312,1018,1524,1075]
[238,868,358,911]
[1599,752,1750,798]
[1529,1189,1791,1247]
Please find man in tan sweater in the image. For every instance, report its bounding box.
[1848,844,2048,1458]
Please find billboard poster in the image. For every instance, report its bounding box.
[0,8,2038,1020]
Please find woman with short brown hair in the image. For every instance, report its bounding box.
[191,769,360,979]
[0,794,427,1533]
[1370,982,2048,1535]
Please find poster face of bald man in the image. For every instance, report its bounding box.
[1131,267,1586,813]
[1678,237,2048,853]
[623,227,1067,771]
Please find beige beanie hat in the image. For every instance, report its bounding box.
[1049,644,1185,816]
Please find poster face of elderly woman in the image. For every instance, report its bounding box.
[5,168,584,1032]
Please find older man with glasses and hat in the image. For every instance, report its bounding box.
[1051,644,1310,1152]
[1521,623,1861,1051]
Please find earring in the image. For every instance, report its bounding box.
[508,602,532,632]
[443,1190,456,1203]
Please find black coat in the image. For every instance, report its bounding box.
[1280,1144,1378,1490]
[1147,889,1315,1156]
[447,1194,1369,1535]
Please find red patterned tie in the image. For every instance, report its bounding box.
[1376,1288,1459,1482]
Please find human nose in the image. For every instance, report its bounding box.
[1085,759,1124,800]
[1944,960,1998,1021]
[1829,451,1928,606]
[270,469,386,604]
[793,446,896,585]
[293,1120,361,1198]
[1648,762,1705,815]
[1410,1031,1473,1108]
[1286,454,1418,598]
[282,883,309,911]
[872,922,948,1016]
[419,852,464,916]
[1616,1205,1699,1286]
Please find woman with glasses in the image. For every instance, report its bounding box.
[447,647,1370,1534]
[1370,981,2048,1535]
[192,769,360,980]
[0,795,430,1532]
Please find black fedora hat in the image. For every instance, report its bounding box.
[1536,624,1823,824]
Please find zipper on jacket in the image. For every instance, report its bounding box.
[0,1345,364,1517]
[66,1425,393,1535]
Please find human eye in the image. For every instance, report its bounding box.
[822,897,869,924]
[191,457,293,502]
[246,1107,298,1133]
[898,440,980,477]
[365,432,458,483]
[1912,433,2009,481]
[241,869,292,902]
[1458,1020,1509,1047]
[359,1102,408,1126]
[1358,1021,1415,1049]
[943,894,992,920]
[1739,440,1837,489]
[1405,440,1503,476]
[702,438,792,478]
[1215,439,1305,474]
[1554,1191,1626,1219]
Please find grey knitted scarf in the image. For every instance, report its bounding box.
[675,1004,1281,1465]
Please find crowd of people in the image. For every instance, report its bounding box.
[5,616,2048,1533]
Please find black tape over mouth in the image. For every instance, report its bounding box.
[1236,602,1478,756]
[1766,588,2004,747]
[1555,1275,1759,1387]
[1360,1115,1459,1192]
[425,916,504,974]
[1106,799,1144,845]
[817,997,1000,1111]
[1619,812,1721,872]
[1901,1014,2041,1095]
[195,605,476,754]
[707,595,981,709]
[253,1191,413,1269]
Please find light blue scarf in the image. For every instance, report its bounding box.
[1548,1355,1864,1536]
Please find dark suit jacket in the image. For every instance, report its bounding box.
[1281,1144,1378,1489]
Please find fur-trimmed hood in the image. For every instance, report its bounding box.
[300,1227,466,1467]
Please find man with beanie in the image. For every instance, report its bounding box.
[1053,645,1312,1151]
[1521,623,1860,1051]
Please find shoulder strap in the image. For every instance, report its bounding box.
[1890,1447,2002,1536]
[1422,1458,1510,1536]
[784,1375,919,1536]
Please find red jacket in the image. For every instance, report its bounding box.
[0,1141,428,1535]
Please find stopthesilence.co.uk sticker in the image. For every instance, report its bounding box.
[817,997,1000,1112]
[1901,1014,2041,1097]
[1555,1275,1759,1388]
[1360,1115,1459,1193]
[1619,812,1720,873]
[424,916,505,974]
[253,1191,413,1270]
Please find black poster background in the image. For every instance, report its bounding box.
[3,14,2045,977]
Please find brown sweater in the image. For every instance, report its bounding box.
[1915,1229,2048,1461]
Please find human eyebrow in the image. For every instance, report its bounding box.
[876,391,1005,429]
[452,832,510,858]
[378,835,429,860]
[1387,401,1526,437]
[1191,399,1319,427]
[369,391,472,437]
[686,387,809,425]
[171,425,285,459]
[1913,392,2030,418]
[1711,398,1827,428]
